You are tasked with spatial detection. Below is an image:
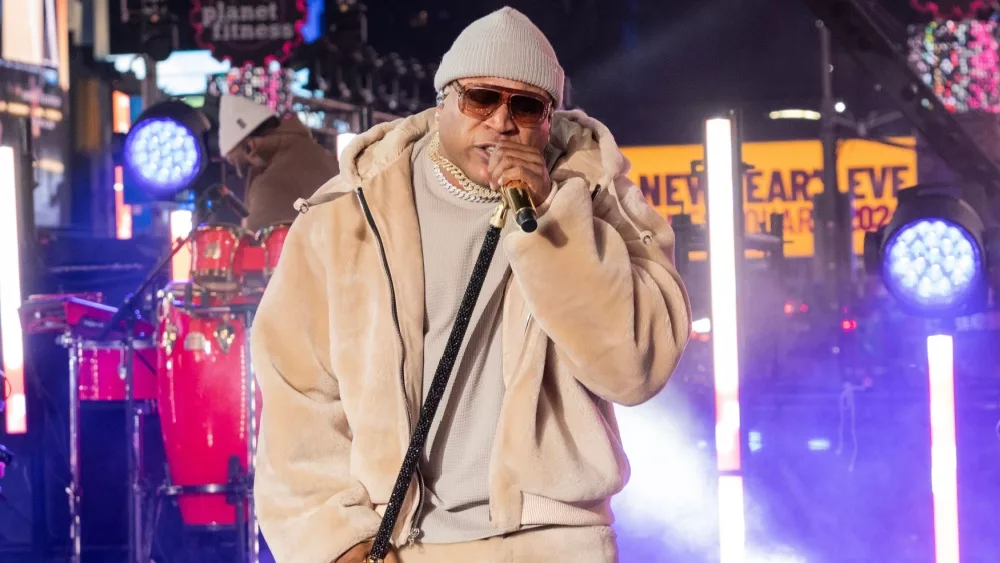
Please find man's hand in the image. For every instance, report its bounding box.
[486,140,552,206]
[334,541,400,563]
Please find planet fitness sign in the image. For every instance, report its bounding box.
[191,0,306,66]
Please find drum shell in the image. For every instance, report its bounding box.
[233,233,266,291]
[77,341,158,402]
[190,224,248,292]
[259,222,292,279]
[156,287,262,528]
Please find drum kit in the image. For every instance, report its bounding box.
[23,220,293,563]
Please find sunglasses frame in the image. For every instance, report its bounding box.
[450,82,553,127]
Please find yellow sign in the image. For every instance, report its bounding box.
[621,137,918,257]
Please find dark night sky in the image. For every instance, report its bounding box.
[357,0,940,146]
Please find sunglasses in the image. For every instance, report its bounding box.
[451,82,552,127]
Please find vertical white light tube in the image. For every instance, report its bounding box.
[706,117,744,563]
[927,334,960,563]
[0,146,27,434]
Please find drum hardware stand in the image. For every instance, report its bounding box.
[107,183,253,563]
[99,188,227,563]
[126,313,149,563]
[241,308,260,563]
[58,334,83,563]
[57,330,160,563]
[142,471,166,563]
[155,478,249,562]
[152,453,257,563]
[226,455,254,563]
[98,251,190,563]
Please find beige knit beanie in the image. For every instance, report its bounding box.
[434,7,565,108]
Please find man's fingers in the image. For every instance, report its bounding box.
[494,141,545,163]
[489,156,542,188]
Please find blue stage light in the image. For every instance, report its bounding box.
[124,118,202,196]
[882,219,982,310]
[864,184,994,317]
[120,100,211,199]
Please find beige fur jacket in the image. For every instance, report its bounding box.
[250,108,691,563]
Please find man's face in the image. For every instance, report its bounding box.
[224,140,255,179]
[436,77,552,186]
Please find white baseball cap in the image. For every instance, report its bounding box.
[218,95,279,156]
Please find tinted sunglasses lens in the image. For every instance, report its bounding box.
[510,95,547,124]
[463,88,503,114]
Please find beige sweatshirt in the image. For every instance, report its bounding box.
[411,134,513,543]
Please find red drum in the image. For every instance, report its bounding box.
[258,222,292,280]
[156,283,262,527]
[190,223,248,291]
[233,232,266,291]
[77,341,157,401]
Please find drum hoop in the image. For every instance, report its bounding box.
[162,296,259,315]
[160,282,258,315]
[190,267,234,278]
[161,282,216,304]
[78,339,155,350]
[258,222,293,239]
[157,483,251,498]
[157,282,263,312]
[195,222,251,237]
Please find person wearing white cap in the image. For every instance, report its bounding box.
[251,7,690,563]
[218,95,339,231]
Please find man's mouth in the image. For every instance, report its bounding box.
[475,144,496,162]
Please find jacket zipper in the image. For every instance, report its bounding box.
[355,187,424,544]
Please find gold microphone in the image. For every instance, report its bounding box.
[502,179,538,233]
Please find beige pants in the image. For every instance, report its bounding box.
[397,525,618,563]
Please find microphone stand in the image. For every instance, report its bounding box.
[98,190,218,563]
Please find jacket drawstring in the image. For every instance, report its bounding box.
[294,189,348,214]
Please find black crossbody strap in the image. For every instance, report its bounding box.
[365,215,505,563]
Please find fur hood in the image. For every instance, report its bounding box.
[293,108,651,242]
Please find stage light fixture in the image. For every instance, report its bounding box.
[864,184,991,317]
[121,100,211,199]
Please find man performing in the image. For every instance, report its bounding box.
[218,95,339,231]
[251,7,691,563]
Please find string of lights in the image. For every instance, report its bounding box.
[206,65,301,115]
[907,19,1000,114]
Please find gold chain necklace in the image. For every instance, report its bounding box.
[428,132,501,201]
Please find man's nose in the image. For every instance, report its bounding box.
[484,103,517,134]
